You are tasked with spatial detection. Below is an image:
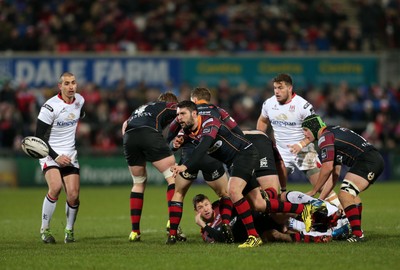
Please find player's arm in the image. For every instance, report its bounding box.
[306,160,334,197]
[256,114,269,133]
[171,135,214,176]
[195,212,226,242]
[288,137,312,155]
[121,120,128,136]
[319,164,341,200]
[219,107,244,136]
[35,119,58,160]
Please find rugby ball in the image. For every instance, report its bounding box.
[21,136,49,159]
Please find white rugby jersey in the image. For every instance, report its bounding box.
[37,93,84,154]
[260,94,315,162]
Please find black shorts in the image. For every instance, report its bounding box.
[244,133,278,177]
[123,127,173,166]
[348,149,384,184]
[242,174,260,196]
[179,144,225,181]
[230,145,258,182]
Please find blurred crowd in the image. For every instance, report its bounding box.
[1,0,400,53]
[1,77,400,153]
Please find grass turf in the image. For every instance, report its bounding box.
[1,183,400,270]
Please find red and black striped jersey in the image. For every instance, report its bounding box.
[182,115,252,169]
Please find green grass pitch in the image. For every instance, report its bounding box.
[1,183,400,270]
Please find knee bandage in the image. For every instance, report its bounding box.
[340,180,360,197]
[162,168,174,179]
[131,175,147,184]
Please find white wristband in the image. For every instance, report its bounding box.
[296,142,303,149]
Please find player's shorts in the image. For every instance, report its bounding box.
[179,146,226,182]
[242,174,260,196]
[123,127,173,166]
[348,149,384,184]
[230,144,258,182]
[39,149,79,173]
[244,133,278,177]
[284,150,321,174]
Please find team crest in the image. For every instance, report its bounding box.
[289,105,295,112]
[367,172,375,181]
[66,113,76,120]
[276,114,288,120]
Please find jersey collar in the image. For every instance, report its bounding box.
[57,92,76,104]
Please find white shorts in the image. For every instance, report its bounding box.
[281,150,320,174]
[39,150,80,171]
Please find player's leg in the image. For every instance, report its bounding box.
[41,167,63,244]
[202,158,233,228]
[152,154,176,206]
[205,171,234,243]
[338,173,369,241]
[166,173,192,244]
[340,150,384,242]
[127,164,147,241]
[62,167,80,243]
[257,174,280,199]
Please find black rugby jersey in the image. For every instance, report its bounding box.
[126,102,177,132]
[318,126,375,167]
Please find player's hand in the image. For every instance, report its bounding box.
[288,142,302,155]
[170,164,187,178]
[195,213,206,228]
[54,154,72,167]
[172,136,184,149]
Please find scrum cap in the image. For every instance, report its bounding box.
[302,114,326,139]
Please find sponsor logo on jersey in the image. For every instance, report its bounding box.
[367,172,375,181]
[43,104,53,112]
[303,102,310,109]
[336,155,343,164]
[321,148,327,159]
[133,105,152,118]
[56,119,79,127]
[260,157,268,168]
[271,120,296,126]
[203,127,211,134]
[271,113,296,126]
[207,140,222,154]
[56,113,78,126]
[211,170,221,179]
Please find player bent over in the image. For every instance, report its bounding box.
[122,92,185,242]
[302,114,384,242]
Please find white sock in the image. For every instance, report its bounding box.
[65,202,79,231]
[286,191,315,204]
[41,194,57,232]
